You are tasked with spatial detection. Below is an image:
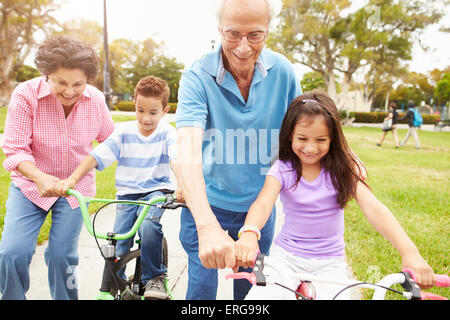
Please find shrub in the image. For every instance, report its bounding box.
[114,101,178,113]
[348,111,439,124]
[421,114,439,125]
[396,112,439,125]
[114,100,135,112]
[338,109,349,120]
[352,112,379,123]
[168,102,177,113]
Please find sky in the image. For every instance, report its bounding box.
[44,0,449,81]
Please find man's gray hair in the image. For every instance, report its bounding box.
[214,0,281,28]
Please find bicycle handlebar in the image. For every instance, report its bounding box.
[67,188,186,241]
[225,253,449,300]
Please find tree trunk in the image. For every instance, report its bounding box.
[0,82,13,106]
[326,72,338,104]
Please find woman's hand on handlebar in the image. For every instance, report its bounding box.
[234,233,259,272]
[35,173,61,197]
[52,178,78,197]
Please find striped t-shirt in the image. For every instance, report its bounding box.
[90,120,177,195]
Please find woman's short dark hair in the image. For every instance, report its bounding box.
[34,36,99,82]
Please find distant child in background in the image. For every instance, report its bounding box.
[234,90,434,300]
[377,102,400,148]
[53,76,177,299]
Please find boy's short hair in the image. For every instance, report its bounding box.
[134,76,170,107]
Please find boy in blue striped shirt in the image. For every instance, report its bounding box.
[54,76,177,299]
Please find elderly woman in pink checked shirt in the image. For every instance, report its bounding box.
[0,36,115,300]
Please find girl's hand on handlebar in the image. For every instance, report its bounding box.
[401,252,435,289]
[234,233,259,272]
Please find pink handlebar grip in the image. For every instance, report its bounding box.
[434,274,450,287]
[225,272,257,285]
[403,268,450,287]
[421,292,448,300]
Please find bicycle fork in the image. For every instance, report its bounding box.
[96,239,138,300]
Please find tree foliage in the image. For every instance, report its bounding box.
[372,67,450,109]
[43,18,185,103]
[0,0,59,105]
[104,38,184,103]
[435,73,450,105]
[267,0,350,102]
[300,71,326,92]
[268,0,444,108]
[0,9,184,105]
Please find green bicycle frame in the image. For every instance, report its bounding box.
[67,188,166,240]
[68,188,176,300]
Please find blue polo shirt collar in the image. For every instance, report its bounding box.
[201,44,277,86]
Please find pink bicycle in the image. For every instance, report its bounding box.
[226,253,449,300]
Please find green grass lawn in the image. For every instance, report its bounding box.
[342,127,449,299]
[111,114,136,123]
[0,122,448,299]
[0,107,6,133]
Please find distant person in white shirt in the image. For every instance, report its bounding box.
[53,75,177,299]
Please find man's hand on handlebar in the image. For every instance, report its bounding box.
[198,223,236,270]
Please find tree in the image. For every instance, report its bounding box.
[15,64,40,83]
[55,18,105,90]
[268,0,444,108]
[56,18,103,48]
[267,0,350,102]
[300,71,326,92]
[53,21,184,102]
[146,55,184,103]
[345,1,442,108]
[435,73,450,106]
[106,38,136,95]
[124,38,184,103]
[0,0,59,105]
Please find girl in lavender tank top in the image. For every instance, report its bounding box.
[234,90,434,300]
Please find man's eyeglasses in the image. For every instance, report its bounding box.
[221,29,267,44]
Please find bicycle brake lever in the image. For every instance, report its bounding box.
[159,194,187,209]
[401,269,447,300]
[400,270,422,300]
[402,268,449,300]
[253,253,267,286]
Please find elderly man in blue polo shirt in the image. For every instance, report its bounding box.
[173,0,302,300]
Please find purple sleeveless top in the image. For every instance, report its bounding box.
[268,160,345,259]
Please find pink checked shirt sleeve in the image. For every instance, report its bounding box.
[2,77,115,210]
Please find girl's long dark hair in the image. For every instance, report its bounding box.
[278,90,368,208]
